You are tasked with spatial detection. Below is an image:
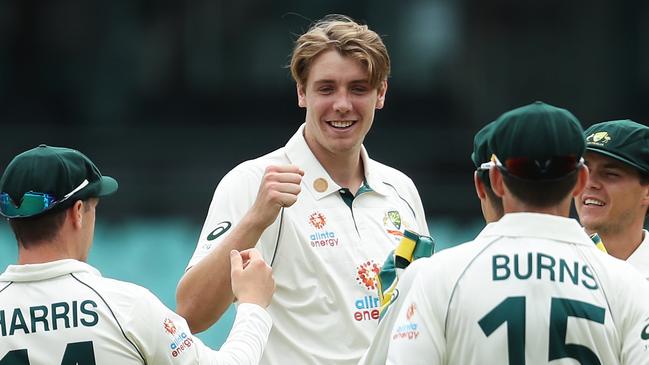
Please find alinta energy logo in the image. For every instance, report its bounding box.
[163,318,194,358]
[352,260,382,321]
[393,302,420,341]
[164,318,177,336]
[307,211,339,248]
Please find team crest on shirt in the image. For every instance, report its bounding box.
[351,259,382,322]
[307,211,339,248]
[392,301,420,341]
[586,131,612,146]
[383,210,407,243]
[163,318,194,358]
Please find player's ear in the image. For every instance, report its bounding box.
[297,83,307,108]
[375,80,387,110]
[489,167,505,198]
[571,165,589,198]
[640,175,649,208]
[68,200,84,229]
[474,171,487,200]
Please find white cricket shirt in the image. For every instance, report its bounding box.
[627,229,649,279]
[0,259,271,364]
[188,124,429,365]
[387,213,649,365]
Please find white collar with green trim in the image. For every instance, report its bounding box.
[477,213,594,247]
[284,123,389,201]
[0,259,101,282]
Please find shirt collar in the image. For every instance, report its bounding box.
[0,259,101,282]
[285,123,388,200]
[476,212,594,246]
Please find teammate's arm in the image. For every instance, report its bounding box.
[176,165,302,333]
[137,249,274,365]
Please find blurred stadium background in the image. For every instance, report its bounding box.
[1,0,648,347]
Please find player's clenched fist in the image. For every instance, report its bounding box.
[250,165,304,228]
[230,249,275,308]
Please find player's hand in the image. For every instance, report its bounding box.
[230,249,275,308]
[248,165,304,229]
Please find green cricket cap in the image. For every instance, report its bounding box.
[471,121,497,187]
[0,144,118,218]
[471,121,496,168]
[584,119,649,175]
[488,101,585,180]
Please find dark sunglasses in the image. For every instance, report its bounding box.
[0,179,88,218]
[481,155,583,180]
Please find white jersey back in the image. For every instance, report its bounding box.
[1,262,145,364]
[388,213,649,365]
[0,260,271,365]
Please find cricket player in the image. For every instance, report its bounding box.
[575,120,649,278]
[176,15,429,365]
[0,145,274,364]
[359,121,504,364]
[387,102,649,364]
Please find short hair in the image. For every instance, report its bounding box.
[9,209,67,248]
[8,199,91,248]
[502,171,579,208]
[290,14,390,89]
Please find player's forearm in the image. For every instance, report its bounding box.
[176,213,269,333]
[176,245,236,333]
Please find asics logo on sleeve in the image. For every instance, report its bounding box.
[207,221,232,241]
[641,323,649,340]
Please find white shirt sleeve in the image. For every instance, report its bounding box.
[618,274,649,364]
[127,288,271,365]
[386,269,445,365]
[359,259,425,365]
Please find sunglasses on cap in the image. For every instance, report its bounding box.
[480,155,584,180]
[0,179,89,218]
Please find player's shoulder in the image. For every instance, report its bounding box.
[413,238,486,285]
[591,249,649,285]
[77,273,159,307]
[368,158,415,186]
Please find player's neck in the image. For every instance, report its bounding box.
[17,238,84,265]
[597,227,645,261]
[315,149,365,195]
[503,197,571,218]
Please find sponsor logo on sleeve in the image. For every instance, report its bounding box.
[641,321,649,341]
[207,221,232,241]
[392,302,420,341]
[163,318,194,358]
